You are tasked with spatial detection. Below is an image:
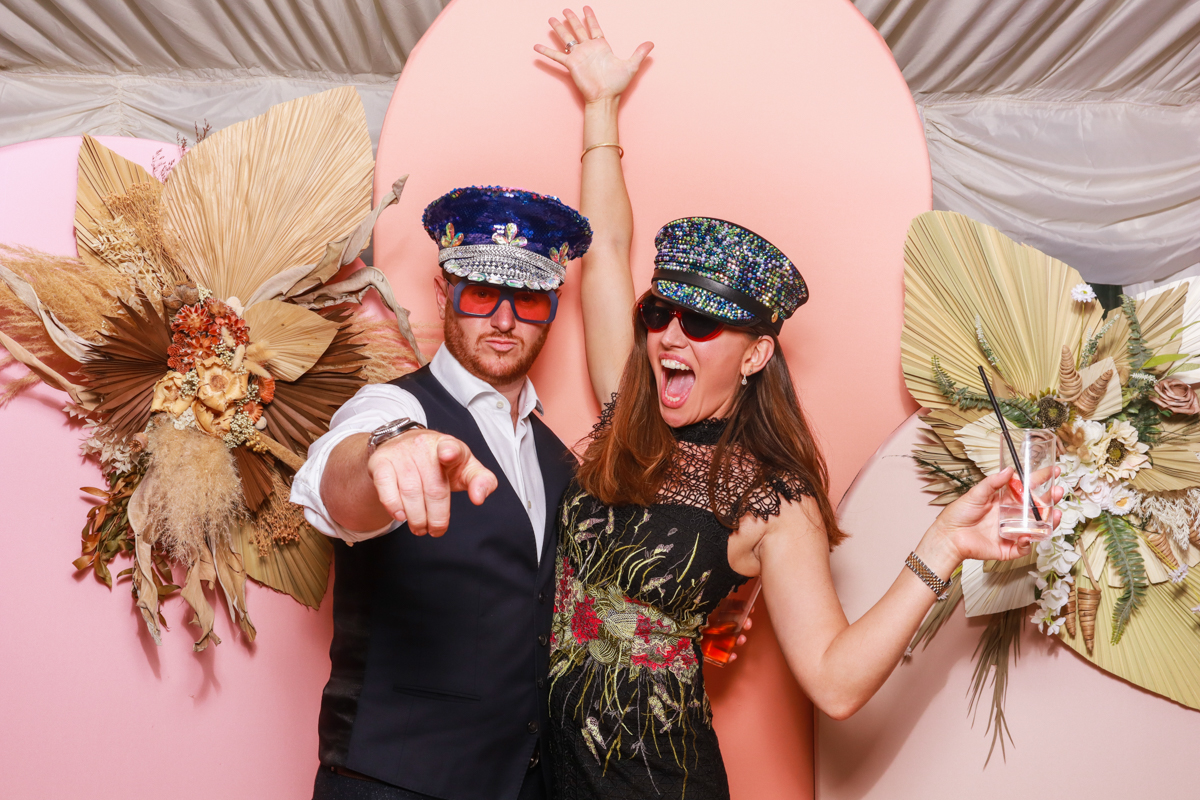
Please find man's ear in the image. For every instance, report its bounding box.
[434,273,449,321]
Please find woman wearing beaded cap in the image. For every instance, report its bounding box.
[534,9,1060,799]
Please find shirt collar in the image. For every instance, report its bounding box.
[429,345,544,419]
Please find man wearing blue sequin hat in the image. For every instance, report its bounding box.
[293,186,591,800]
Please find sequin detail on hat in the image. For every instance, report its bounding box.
[423,186,592,290]
[652,217,807,327]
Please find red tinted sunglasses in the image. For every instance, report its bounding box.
[452,280,558,324]
[637,298,725,342]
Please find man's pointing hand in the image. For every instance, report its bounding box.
[368,429,498,537]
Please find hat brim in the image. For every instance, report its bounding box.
[652,280,756,324]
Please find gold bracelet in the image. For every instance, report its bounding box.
[581,142,624,161]
[905,551,952,601]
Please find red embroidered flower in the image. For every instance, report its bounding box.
[570,596,602,643]
[555,556,574,613]
[635,614,668,643]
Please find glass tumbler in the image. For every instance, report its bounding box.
[701,578,761,666]
[997,428,1056,542]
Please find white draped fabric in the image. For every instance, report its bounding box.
[0,0,448,150]
[3,1,1198,288]
[854,0,1200,288]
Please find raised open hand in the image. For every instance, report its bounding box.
[534,6,653,103]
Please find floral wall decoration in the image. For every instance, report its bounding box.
[0,88,423,650]
[903,211,1200,761]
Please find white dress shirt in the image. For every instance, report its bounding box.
[290,345,550,559]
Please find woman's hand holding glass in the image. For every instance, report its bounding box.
[928,465,1063,566]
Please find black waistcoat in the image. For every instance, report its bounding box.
[317,365,573,800]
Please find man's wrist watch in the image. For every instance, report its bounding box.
[366,417,425,455]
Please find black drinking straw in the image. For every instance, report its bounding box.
[977,365,1043,522]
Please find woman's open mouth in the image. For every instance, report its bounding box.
[660,357,695,408]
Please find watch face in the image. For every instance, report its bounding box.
[368,418,420,453]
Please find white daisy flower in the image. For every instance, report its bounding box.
[1071,282,1097,303]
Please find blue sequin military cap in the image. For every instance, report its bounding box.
[422,186,592,291]
[651,217,808,333]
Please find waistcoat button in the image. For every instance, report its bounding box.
[527,720,539,734]
[538,634,548,646]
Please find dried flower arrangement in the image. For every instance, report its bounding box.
[0,88,423,650]
[903,211,1200,761]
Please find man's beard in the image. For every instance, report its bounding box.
[442,311,550,386]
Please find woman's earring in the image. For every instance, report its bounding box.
[741,372,748,386]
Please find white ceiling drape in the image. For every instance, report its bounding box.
[3,1,1198,288]
[854,0,1200,289]
[0,0,448,150]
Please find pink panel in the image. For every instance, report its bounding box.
[824,414,1200,798]
[372,1,929,797]
[0,137,330,798]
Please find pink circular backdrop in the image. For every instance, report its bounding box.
[371,1,929,797]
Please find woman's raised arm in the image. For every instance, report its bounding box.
[535,7,653,404]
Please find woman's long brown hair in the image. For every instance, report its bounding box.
[577,297,846,547]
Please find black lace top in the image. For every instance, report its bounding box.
[548,403,810,800]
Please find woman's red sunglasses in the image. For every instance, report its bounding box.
[637,298,725,342]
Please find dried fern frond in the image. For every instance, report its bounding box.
[969,608,1024,767]
[161,87,373,303]
[907,566,963,654]
[1098,512,1148,645]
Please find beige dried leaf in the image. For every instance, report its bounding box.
[243,300,339,382]
[902,211,1105,408]
[161,87,373,303]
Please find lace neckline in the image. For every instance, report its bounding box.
[670,418,727,446]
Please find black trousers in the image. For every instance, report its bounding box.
[312,761,548,800]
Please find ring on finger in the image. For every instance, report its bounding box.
[565,40,579,53]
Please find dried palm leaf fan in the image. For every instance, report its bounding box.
[903,212,1105,409]
[902,211,1200,715]
[0,88,425,651]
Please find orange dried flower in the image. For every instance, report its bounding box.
[172,304,209,336]
[241,400,263,422]
[191,334,219,357]
[257,376,276,404]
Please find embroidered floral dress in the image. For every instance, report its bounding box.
[548,417,809,800]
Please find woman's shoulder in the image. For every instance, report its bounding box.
[738,459,813,522]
